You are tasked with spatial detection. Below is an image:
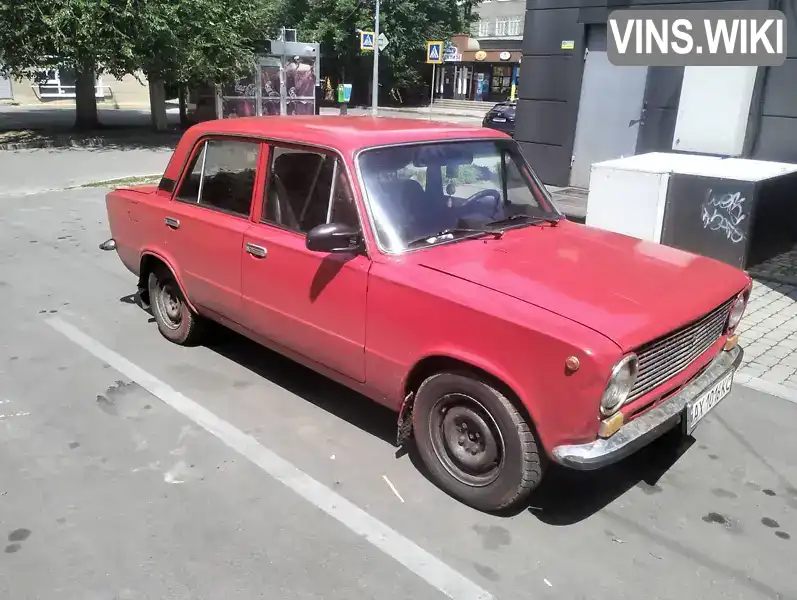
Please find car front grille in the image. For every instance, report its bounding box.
[628,299,734,402]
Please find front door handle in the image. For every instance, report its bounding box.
[165,217,180,229]
[245,243,267,258]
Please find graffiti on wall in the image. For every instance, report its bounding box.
[700,189,748,244]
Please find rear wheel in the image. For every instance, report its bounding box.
[412,372,543,512]
[148,266,204,346]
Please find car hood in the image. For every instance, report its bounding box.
[410,221,749,351]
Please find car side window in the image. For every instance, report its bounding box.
[329,167,359,228]
[176,144,205,203]
[264,147,359,234]
[175,139,260,218]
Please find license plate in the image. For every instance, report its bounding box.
[492,117,507,123]
[686,371,734,434]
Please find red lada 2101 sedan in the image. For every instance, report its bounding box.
[101,116,751,512]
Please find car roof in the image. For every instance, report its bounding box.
[188,115,508,155]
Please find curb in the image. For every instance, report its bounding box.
[330,105,488,119]
[378,106,488,119]
[735,373,797,405]
[0,132,182,151]
[68,173,163,190]
[0,173,164,198]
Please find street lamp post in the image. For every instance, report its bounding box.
[371,0,380,116]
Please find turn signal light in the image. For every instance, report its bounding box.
[598,412,624,438]
[725,334,739,351]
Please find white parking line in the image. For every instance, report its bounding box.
[46,317,493,600]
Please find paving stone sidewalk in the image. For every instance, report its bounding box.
[736,278,797,387]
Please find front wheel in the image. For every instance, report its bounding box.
[412,372,543,512]
[148,267,204,346]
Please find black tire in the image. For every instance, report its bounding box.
[148,266,204,346]
[412,372,542,512]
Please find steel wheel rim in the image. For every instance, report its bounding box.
[428,393,504,487]
[157,282,183,330]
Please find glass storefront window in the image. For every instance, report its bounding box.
[490,65,512,101]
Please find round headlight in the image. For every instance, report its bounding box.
[600,354,639,416]
[726,293,747,332]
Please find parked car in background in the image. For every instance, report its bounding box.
[101,116,750,513]
[482,100,516,137]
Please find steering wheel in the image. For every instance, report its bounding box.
[462,188,503,218]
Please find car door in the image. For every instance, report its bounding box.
[241,144,370,382]
[164,137,262,320]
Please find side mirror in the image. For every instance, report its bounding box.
[306,222,362,253]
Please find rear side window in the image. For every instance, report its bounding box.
[176,139,260,218]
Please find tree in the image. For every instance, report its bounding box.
[275,0,474,105]
[0,0,140,130]
[0,0,277,131]
[131,0,276,130]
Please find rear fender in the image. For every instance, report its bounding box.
[138,249,200,315]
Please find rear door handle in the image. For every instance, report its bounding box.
[165,217,180,229]
[245,243,267,258]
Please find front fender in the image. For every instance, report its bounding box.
[404,346,532,417]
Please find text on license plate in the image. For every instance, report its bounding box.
[492,117,507,122]
[686,371,734,433]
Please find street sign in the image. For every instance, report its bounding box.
[426,41,443,64]
[443,43,461,62]
[377,32,389,51]
[360,31,375,51]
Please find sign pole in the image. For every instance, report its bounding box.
[371,0,380,116]
[425,41,443,106]
[431,63,436,105]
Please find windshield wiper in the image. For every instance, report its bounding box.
[406,227,504,248]
[487,214,562,228]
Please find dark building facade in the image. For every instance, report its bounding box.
[516,0,797,187]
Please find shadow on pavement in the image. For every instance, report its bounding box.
[120,293,694,525]
[205,326,399,446]
[0,126,183,151]
[524,428,694,525]
[0,106,184,151]
[212,325,695,525]
[405,424,694,524]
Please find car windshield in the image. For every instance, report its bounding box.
[358,139,561,253]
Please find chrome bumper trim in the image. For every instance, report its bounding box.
[552,346,744,471]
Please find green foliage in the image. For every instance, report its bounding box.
[0,0,138,78]
[276,0,475,92]
[0,0,476,110]
[0,0,275,84]
[131,0,277,86]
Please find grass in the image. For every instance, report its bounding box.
[78,174,162,189]
[0,129,43,144]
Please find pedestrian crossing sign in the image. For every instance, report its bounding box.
[360,31,375,51]
[426,41,443,64]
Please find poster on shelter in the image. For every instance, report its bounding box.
[221,72,256,118]
[260,58,281,115]
[284,56,316,115]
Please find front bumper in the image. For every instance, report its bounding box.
[552,345,744,470]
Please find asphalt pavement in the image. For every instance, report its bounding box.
[1,149,797,600]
